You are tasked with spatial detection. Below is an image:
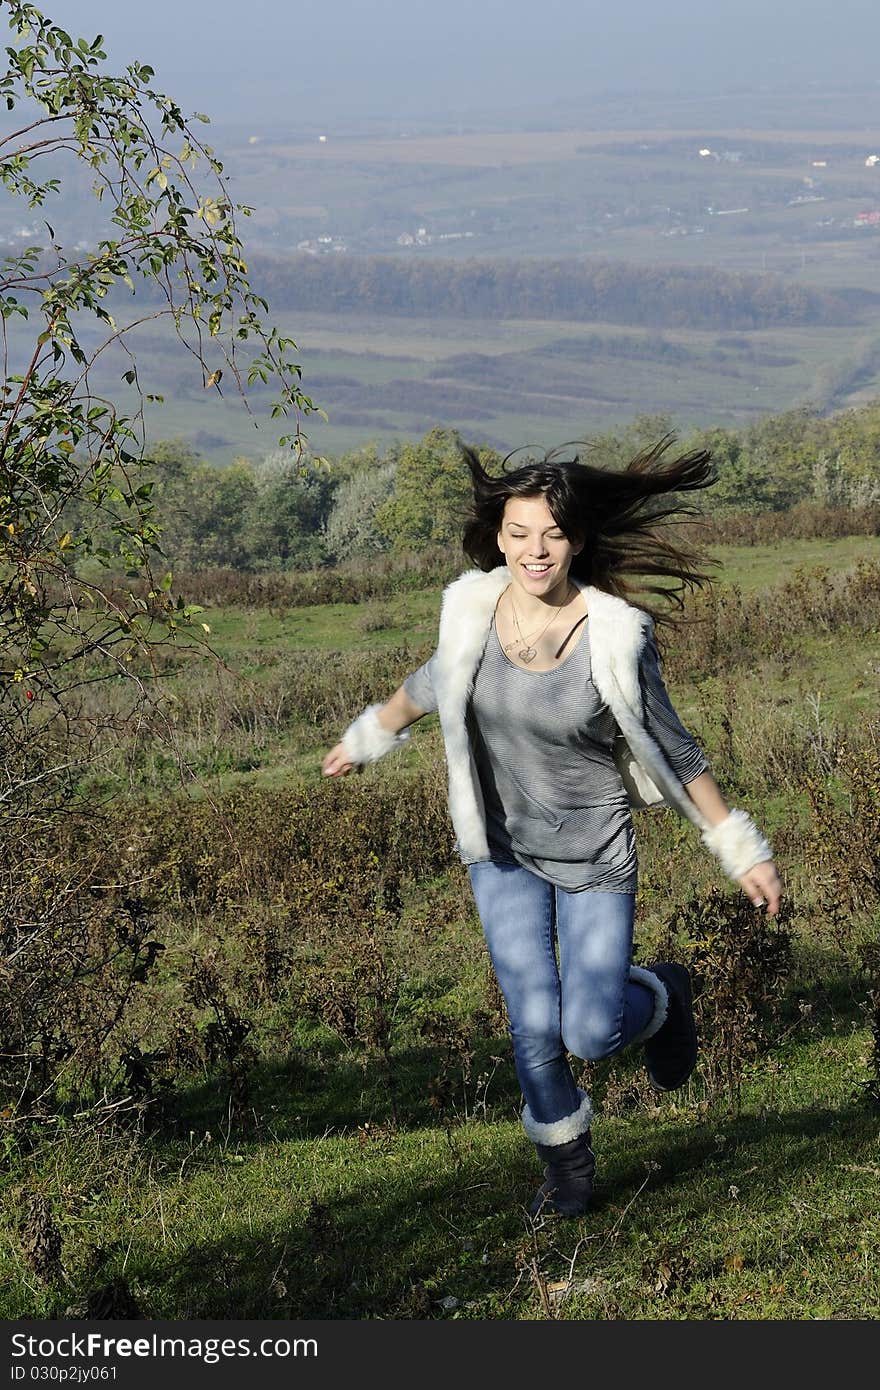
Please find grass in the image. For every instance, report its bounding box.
[707,536,880,591]
[192,536,880,662]
[4,534,880,1320]
[2,1022,877,1320]
[65,538,879,803]
[199,587,442,660]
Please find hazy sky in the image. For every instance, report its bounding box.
[20,0,880,126]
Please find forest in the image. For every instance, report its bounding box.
[67,402,880,578]
[242,254,853,330]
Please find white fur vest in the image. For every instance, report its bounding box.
[431,565,713,862]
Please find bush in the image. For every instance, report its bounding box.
[652,889,794,1110]
[323,454,398,561]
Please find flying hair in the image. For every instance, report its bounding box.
[459,436,722,632]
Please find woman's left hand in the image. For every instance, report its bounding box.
[739,859,783,916]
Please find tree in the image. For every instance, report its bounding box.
[322,444,399,561]
[374,427,497,551]
[243,452,335,570]
[581,413,679,473]
[0,3,317,1114]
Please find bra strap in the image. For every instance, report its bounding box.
[553,613,588,659]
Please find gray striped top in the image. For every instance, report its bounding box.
[403,615,709,893]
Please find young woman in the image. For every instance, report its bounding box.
[322,440,782,1218]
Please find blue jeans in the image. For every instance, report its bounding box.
[468,859,657,1128]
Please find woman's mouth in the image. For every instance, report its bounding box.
[522,564,552,575]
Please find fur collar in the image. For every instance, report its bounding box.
[433,565,651,711]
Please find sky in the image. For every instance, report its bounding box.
[25,0,880,128]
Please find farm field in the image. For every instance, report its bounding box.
[209,125,880,454]
[18,308,880,463]
[218,123,880,267]
[8,116,880,463]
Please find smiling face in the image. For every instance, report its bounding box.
[497,494,583,601]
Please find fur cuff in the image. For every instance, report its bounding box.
[521,1089,593,1146]
[701,808,773,881]
[627,965,669,1045]
[341,703,410,765]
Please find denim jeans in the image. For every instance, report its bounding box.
[468,859,656,1127]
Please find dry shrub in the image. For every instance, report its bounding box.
[118,772,462,1119]
[19,1194,64,1285]
[659,560,880,684]
[278,644,433,735]
[0,758,458,1119]
[801,722,880,922]
[293,892,403,1114]
[120,543,466,610]
[0,819,168,1117]
[71,642,435,791]
[856,942,880,1107]
[799,723,880,1102]
[183,952,256,1117]
[651,888,794,1110]
[354,607,396,634]
[675,500,880,548]
[576,1054,657,1118]
[130,768,454,912]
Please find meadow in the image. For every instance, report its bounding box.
[2,527,879,1320]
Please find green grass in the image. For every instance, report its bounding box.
[5,534,878,1319]
[200,587,442,662]
[80,536,875,801]
[2,1023,877,1320]
[707,536,880,591]
[192,536,880,663]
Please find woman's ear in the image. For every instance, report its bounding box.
[497,529,506,555]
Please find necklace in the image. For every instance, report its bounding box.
[504,583,574,663]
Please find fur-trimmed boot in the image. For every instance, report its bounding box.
[625,961,698,1092]
[643,961,698,1091]
[522,1090,595,1218]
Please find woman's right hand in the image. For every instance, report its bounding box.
[322,741,359,777]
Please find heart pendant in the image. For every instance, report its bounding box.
[518,646,537,663]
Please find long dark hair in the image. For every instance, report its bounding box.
[461,436,721,631]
